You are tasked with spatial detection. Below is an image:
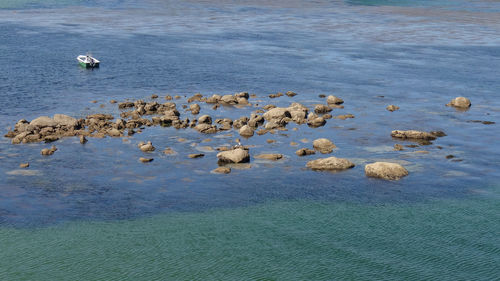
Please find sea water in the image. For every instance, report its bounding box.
[0,0,499,279]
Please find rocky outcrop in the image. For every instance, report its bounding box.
[391,130,436,140]
[446,97,471,109]
[217,148,250,164]
[365,162,408,180]
[306,157,354,171]
[313,138,336,154]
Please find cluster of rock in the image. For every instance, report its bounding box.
[6,93,472,181]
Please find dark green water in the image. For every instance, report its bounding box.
[1,185,499,280]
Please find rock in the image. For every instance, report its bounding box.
[30,116,57,128]
[212,167,231,174]
[255,154,283,160]
[53,114,78,127]
[107,128,121,137]
[220,95,238,104]
[267,139,276,144]
[285,91,297,97]
[139,141,155,152]
[306,157,355,171]
[295,148,316,156]
[394,144,404,151]
[313,138,336,154]
[19,163,29,168]
[139,157,154,163]
[287,103,308,124]
[391,130,436,140]
[263,107,291,121]
[335,114,355,120]
[314,104,332,114]
[43,135,59,143]
[110,100,117,104]
[446,97,471,108]
[262,104,276,111]
[290,141,299,146]
[163,148,176,155]
[217,148,250,164]
[269,92,283,98]
[198,115,212,124]
[41,145,57,156]
[307,113,326,128]
[430,131,447,137]
[151,94,158,99]
[446,154,455,159]
[327,95,344,105]
[365,162,408,180]
[386,105,400,112]
[190,103,201,114]
[165,95,172,100]
[239,125,254,137]
[188,153,205,159]
[194,123,217,134]
[118,101,134,109]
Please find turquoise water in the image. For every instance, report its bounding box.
[1,0,500,279]
[1,185,499,280]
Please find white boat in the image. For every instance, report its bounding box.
[77,54,100,68]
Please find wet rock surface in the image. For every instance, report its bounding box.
[217,148,250,164]
[254,154,283,161]
[306,157,355,171]
[365,162,409,180]
[313,138,336,154]
[446,97,471,109]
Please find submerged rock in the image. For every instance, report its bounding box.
[212,167,231,174]
[313,138,336,154]
[306,157,354,171]
[393,144,404,151]
[19,163,29,168]
[217,148,250,164]
[365,162,408,180]
[188,153,205,159]
[254,153,283,161]
[139,157,154,163]
[446,97,471,109]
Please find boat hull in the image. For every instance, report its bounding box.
[79,61,100,68]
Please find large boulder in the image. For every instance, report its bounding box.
[391,130,436,140]
[446,97,471,109]
[189,103,200,114]
[217,148,250,164]
[313,138,336,154]
[306,157,354,171]
[239,125,254,137]
[365,162,408,180]
[220,95,238,104]
[30,116,58,128]
[53,114,78,128]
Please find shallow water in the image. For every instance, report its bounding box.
[1,0,499,279]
